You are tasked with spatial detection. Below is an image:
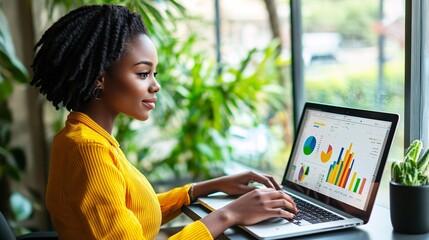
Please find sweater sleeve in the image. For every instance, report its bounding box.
[64,143,146,239]
[168,221,213,240]
[157,184,191,224]
[157,185,213,240]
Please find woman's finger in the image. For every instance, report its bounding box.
[264,190,297,212]
[266,199,297,214]
[264,174,282,190]
[246,172,276,189]
[271,208,296,219]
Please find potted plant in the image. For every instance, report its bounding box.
[390,139,429,234]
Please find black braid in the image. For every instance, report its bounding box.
[30,4,148,111]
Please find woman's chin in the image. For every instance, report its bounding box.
[130,113,150,121]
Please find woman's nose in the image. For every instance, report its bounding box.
[150,79,161,93]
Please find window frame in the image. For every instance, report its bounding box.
[405,0,428,146]
[290,0,305,129]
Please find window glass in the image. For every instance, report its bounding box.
[180,0,294,179]
[301,0,405,206]
[217,0,293,179]
[178,1,405,208]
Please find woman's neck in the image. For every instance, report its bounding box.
[78,102,118,134]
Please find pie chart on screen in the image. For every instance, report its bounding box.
[298,165,310,182]
[303,136,316,155]
[321,144,333,163]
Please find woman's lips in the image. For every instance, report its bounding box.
[142,98,156,109]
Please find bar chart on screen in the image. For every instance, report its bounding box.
[325,143,367,195]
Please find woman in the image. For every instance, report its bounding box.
[30,4,297,240]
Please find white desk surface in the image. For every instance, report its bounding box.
[182,202,429,240]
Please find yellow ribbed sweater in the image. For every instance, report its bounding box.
[46,112,212,240]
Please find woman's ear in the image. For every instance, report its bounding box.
[97,72,106,88]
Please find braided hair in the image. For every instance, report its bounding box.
[30,4,148,111]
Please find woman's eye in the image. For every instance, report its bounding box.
[154,72,158,77]
[137,72,149,79]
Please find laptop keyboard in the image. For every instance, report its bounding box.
[290,198,344,225]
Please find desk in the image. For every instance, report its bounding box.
[182,202,429,240]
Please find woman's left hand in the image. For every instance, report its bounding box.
[211,171,282,196]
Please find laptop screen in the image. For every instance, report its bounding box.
[283,103,398,220]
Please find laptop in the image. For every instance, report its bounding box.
[198,102,399,239]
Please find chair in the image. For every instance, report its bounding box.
[0,211,15,240]
[1,211,58,240]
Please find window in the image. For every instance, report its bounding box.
[180,0,294,179]
[405,0,429,166]
[296,0,405,206]
[179,0,406,207]
[413,0,429,143]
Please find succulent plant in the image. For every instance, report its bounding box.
[391,139,429,186]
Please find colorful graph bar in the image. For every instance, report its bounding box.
[325,143,366,195]
[358,178,367,194]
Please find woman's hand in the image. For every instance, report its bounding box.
[212,171,282,195]
[192,171,284,200]
[224,188,297,225]
[200,188,297,238]
[197,171,298,238]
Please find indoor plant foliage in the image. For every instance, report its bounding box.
[151,43,285,180]
[390,139,429,234]
[391,139,429,186]
[0,8,34,233]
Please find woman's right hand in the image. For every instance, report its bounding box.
[222,188,297,226]
[200,187,297,238]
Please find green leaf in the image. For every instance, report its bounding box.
[0,146,20,181]
[168,0,187,15]
[404,139,422,163]
[141,1,169,32]
[0,50,28,84]
[0,78,13,102]
[391,161,401,182]
[196,143,214,159]
[418,148,429,172]
[0,100,12,124]
[0,9,29,84]
[10,148,26,171]
[10,192,33,221]
[0,121,11,146]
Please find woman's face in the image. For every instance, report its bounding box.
[102,34,160,121]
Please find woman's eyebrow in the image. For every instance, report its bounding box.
[133,60,153,67]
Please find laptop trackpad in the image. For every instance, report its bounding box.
[258,217,285,224]
[245,218,300,235]
[258,217,310,226]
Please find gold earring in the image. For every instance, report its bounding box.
[93,87,103,100]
